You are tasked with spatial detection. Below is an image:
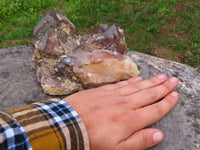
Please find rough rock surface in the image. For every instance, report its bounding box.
[0,45,199,150]
[33,12,139,95]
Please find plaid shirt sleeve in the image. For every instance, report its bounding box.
[0,99,90,150]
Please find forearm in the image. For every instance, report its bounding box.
[0,99,89,150]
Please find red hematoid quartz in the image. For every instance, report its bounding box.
[33,12,139,95]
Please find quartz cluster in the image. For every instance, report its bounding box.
[33,12,139,95]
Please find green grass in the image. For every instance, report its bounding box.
[0,0,199,69]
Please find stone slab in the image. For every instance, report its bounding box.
[0,45,199,150]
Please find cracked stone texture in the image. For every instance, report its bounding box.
[0,45,199,150]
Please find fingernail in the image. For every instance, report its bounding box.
[169,77,178,83]
[153,132,163,144]
[156,74,167,80]
[170,91,178,97]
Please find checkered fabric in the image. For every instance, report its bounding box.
[0,111,32,150]
[0,99,89,150]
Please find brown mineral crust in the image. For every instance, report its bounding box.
[33,12,139,95]
[41,76,82,95]
[33,49,62,82]
[89,24,128,54]
[43,30,65,57]
[34,12,78,57]
[34,12,75,39]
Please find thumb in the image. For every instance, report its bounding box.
[122,129,164,150]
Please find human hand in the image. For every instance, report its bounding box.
[64,74,179,150]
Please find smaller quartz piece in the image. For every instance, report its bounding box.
[33,12,139,95]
